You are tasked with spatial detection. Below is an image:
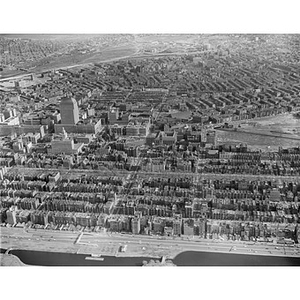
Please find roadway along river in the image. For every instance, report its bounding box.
[3,248,300,266]
[2,227,300,266]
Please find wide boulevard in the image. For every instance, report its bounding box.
[1,226,299,259]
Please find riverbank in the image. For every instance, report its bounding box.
[3,226,300,259]
[2,247,300,266]
[0,253,26,266]
[8,249,156,266]
[173,250,300,266]
[2,226,300,266]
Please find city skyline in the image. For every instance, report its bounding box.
[1,34,300,270]
[1,1,300,299]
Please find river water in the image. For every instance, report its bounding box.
[3,248,300,266]
[8,249,156,266]
[173,251,300,266]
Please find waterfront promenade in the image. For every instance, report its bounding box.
[1,226,299,261]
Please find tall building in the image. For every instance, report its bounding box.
[56,95,102,135]
[173,219,182,236]
[131,217,141,234]
[6,207,17,225]
[60,96,79,125]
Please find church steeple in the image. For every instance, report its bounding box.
[62,127,68,139]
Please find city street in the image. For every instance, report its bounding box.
[9,166,300,182]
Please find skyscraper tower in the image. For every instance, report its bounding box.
[60,96,79,125]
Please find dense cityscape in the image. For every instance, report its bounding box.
[1,34,300,266]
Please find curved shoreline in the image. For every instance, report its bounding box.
[0,253,26,266]
[173,250,300,266]
[2,247,300,266]
[2,226,299,264]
